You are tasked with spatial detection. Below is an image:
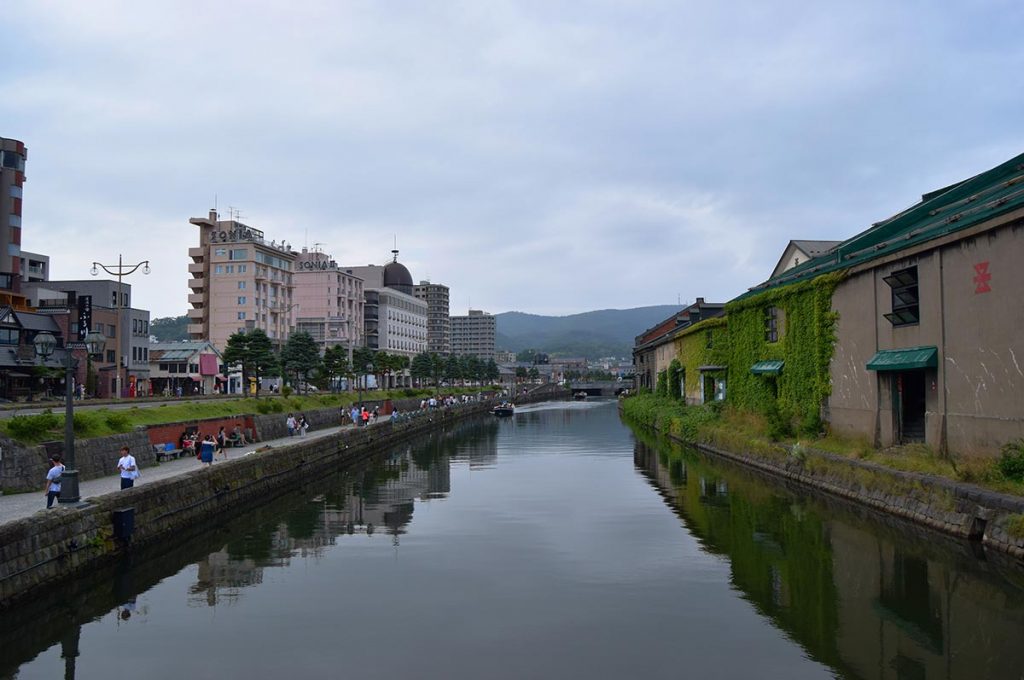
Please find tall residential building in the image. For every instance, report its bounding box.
[413,280,450,354]
[187,210,297,351]
[293,247,365,352]
[450,309,496,359]
[342,251,427,373]
[0,137,29,309]
[19,251,49,283]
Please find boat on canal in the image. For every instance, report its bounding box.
[492,403,515,417]
[573,391,588,401]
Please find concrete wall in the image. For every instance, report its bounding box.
[828,216,1024,457]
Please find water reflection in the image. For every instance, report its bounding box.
[633,432,1024,680]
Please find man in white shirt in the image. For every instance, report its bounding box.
[44,455,64,508]
[117,446,139,489]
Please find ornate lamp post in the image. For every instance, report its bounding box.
[90,256,150,399]
[33,329,106,504]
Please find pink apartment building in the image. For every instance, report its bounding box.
[187,210,297,351]
[292,247,364,352]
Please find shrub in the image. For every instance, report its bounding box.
[997,439,1024,482]
[764,402,792,441]
[281,386,293,398]
[104,412,131,431]
[6,411,60,440]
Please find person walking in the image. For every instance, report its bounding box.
[43,455,64,508]
[350,406,360,427]
[286,413,297,436]
[360,407,370,427]
[116,446,139,489]
[216,427,227,460]
[199,435,216,467]
[299,414,309,436]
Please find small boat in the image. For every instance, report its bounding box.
[574,392,588,401]
[492,403,515,417]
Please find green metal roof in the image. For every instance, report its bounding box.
[866,346,937,371]
[751,360,784,375]
[734,151,1024,302]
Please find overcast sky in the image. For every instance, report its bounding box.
[3,1,1022,319]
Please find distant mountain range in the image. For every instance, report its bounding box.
[150,305,682,359]
[495,306,681,359]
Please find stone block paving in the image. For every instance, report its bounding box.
[0,422,361,526]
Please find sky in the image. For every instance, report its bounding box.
[2,1,1023,319]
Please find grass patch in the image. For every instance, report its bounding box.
[0,389,483,444]
[1005,514,1024,540]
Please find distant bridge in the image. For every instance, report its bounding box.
[567,381,628,397]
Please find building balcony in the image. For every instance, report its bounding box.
[186,323,205,336]
[188,293,205,305]
[188,247,205,261]
[186,308,205,320]
[187,278,205,290]
[188,262,206,274]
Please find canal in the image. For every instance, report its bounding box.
[3,400,1024,679]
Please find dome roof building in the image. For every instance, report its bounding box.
[382,250,414,295]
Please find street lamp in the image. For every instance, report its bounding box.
[91,255,151,400]
[356,362,371,406]
[33,329,106,504]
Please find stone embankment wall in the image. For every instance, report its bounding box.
[0,390,567,607]
[622,406,1024,560]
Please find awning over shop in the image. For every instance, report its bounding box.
[751,360,784,375]
[866,346,938,371]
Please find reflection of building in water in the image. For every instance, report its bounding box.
[633,437,1024,680]
[190,449,452,606]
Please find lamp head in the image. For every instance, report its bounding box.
[83,330,106,357]
[143,262,151,275]
[90,264,99,276]
[33,331,56,359]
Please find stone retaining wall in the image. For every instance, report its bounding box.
[623,406,1024,560]
[0,401,497,607]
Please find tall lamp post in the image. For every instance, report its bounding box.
[33,329,106,504]
[356,362,371,406]
[90,255,151,400]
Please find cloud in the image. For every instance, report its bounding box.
[2,0,1023,320]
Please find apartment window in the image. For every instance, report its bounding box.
[226,265,234,274]
[238,265,247,273]
[214,265,224,274]
[229,248,248,260]
[884,266,919,326]
[214,248,227,256]
[238,312,247,320]
[106,350,116,363]
[764,306,779,343]
[0,328,17,344]
[238,281,246,289]
[159,363,169,371]
[238,296,246,305]
[189,363,199,373]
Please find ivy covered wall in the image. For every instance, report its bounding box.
[674,317,728,404]
[722,272,844,432]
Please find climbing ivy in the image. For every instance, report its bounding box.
[655,369,669,397]
[674,317,729,403]
[667,358,683,400]
[723,271,845,434]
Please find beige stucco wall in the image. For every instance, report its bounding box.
[828,217,1024,457]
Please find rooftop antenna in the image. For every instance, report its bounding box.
[313,242,327,254]
[227,205,243,222]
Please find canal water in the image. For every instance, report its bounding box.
[4,400,1024,679]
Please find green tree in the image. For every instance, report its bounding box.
[429,352,446,386]
[321,345,350,392]
[485,358,500,383]
[372,350,392,390]
[222,329,277,396]
[352,346,375,390]
[528,367,540,381]
[411,352,433,385]
[515,366,528,383]
[280,331,322,392]
[444,353,462,385]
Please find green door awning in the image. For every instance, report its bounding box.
[866,346,938,371]
[751,360,784,375]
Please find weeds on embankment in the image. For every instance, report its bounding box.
[620,393,1024,499]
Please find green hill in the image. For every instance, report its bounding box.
[495,306,681,359]
[151,315,190,342]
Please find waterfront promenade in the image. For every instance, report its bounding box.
[0,421,357,525]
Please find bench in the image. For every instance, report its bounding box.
[154,443,183,462]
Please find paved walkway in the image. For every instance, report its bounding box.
[0,422,362,525]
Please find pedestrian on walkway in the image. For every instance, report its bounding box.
[299,414,309,436]
[44,455,64,508]
[216,427,227,460]
[360,407,370,427]
[116,446,139,489]
[350,406,360,426]
[199,435,216,466]
[286,413,297,436]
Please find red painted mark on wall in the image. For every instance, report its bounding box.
[974,261,992,294]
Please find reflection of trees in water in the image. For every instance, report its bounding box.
[632,430,1024,680]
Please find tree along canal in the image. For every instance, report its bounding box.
[3,400,1024,679]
